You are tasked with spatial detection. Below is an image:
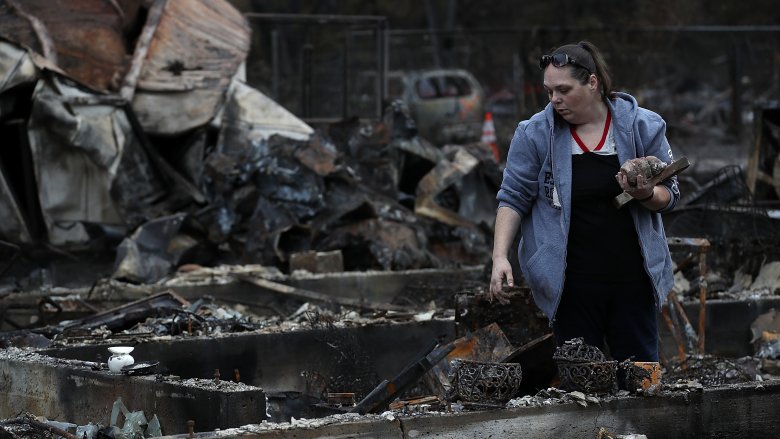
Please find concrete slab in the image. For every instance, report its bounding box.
[162,416,405,438]
[43,320,455,395]
[0,349,265,435]
[160,381,780,438]
[4,275,780,437]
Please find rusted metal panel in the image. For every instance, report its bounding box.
[132,0,251,134]
[0,0,131,91]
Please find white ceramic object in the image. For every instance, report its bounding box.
[107,346,135,373]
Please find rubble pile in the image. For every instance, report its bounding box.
[751,308,780,375]
[0,0,500,288]
[0,399,164,439]
[664,164,780,302]
[0,293,443,349]
[507,387,603,408]
[0,413,81,439]
[664,355,761,387]
[3,3,780,437]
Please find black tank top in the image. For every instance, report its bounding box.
[566,153,647,282]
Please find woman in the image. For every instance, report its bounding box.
[488,41,680,362]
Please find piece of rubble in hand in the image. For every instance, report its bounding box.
[619,156,666,186]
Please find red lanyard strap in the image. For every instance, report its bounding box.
[571,111,611,153]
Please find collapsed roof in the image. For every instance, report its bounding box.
[0,0,500,285]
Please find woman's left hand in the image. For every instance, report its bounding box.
[615,158,655,200]
[616,172,654,200]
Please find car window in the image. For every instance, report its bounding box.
[442,76,472,97]
[415,75,473,100]
[416,78,438,99]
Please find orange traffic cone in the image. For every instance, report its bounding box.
[481,111,500,162]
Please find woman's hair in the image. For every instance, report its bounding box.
[550,41,615,100]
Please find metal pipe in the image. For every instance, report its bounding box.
[661,304,687,370]
[382,19,389,103]
[698,245,710,354]
[271,29,280,100]
[381,24,780,36]
[424,0,443,68]
[669,291,698,353]
[301,44,313,118]
[244,13,386,25]
[730,44,743,137]
[244,13,388,122]
[666,237,710,356]
[343,33,350,119]
[374,23,385,119]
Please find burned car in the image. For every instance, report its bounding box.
[387,69,484,146]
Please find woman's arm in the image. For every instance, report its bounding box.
[632,111,681,212]
[615,171,672,211]
[489,206,522,304]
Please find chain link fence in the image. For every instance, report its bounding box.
[245,22,780,151]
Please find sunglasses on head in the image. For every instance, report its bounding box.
[539,53,591,73]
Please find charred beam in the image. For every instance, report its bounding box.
[235,274,413,313]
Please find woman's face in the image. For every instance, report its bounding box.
[543,66,599,125]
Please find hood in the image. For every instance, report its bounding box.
[607,92,639,132]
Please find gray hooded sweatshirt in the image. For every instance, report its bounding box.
[497,92,679,321]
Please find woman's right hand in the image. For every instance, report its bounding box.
[489,257,514,305]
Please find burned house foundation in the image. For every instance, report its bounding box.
[185,380,780,439]
[0,349,266,436]
[0,264,779,437]
[0,318,454,435]
[2,1,780,438]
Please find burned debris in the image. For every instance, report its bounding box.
[1,2,780,439]
[0,0,501,289]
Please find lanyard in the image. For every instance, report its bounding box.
[571,110,611,153]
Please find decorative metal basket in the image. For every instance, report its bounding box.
[557,360,618,394]
[552,337,607,363]
[449,360,523,404]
